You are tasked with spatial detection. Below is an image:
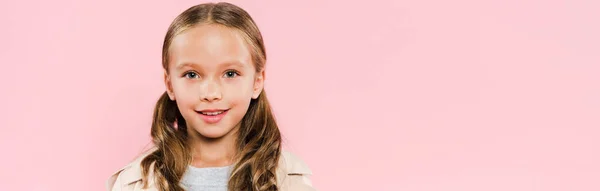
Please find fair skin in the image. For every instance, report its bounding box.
[164,24,264,168]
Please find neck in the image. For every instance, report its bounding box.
[187,125,239,168]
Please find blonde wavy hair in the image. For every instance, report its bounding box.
[140,2,281,191]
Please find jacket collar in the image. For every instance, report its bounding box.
[116,147,312,186]
[116,147,157,186]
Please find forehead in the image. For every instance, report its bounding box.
[168,24,252,70]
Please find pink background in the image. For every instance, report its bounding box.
[1,0,599,190]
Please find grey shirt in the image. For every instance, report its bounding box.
[180,165,233,191]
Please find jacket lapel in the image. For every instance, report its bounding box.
[108,148,313,190]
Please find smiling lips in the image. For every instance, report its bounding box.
[196,109,229,123]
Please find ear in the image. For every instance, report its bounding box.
[252,70,265,99]
[164,70,175,101]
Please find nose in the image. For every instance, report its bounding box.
[199,79,222,102]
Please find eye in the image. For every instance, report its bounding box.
[223,70,240,78]
[183,71,199,79]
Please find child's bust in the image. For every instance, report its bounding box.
[107,2,316,190]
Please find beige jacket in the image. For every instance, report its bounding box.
[106,147,316,191]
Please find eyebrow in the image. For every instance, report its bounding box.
[175,62,196,70]
[221,61,245,68]
[175,61,246,70]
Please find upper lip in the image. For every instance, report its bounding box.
[197,109,229,112]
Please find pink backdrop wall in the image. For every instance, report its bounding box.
[1,0,599,190]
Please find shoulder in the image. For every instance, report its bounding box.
[105,147,157,191]
[276,150,317,191]
[278,150,313,175]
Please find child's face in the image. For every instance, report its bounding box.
[164,24,264,139]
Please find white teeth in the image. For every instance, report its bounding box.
[202,111,224,115]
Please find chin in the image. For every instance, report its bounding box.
[194,126,233,139]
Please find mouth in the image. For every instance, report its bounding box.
[197,109,229,116]
[196,109,230,123]
[198,110,227,116]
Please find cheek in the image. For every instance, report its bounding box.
[172,77,255,103]
[224,85,253,103]
[223,79,254,106]
[171,80,199,103]
[226,77,255,95]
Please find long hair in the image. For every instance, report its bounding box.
[140,2,281,191]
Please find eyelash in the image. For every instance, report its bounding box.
[223,70,240,78]
[183,71,199,79]
[182,70,240,79]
